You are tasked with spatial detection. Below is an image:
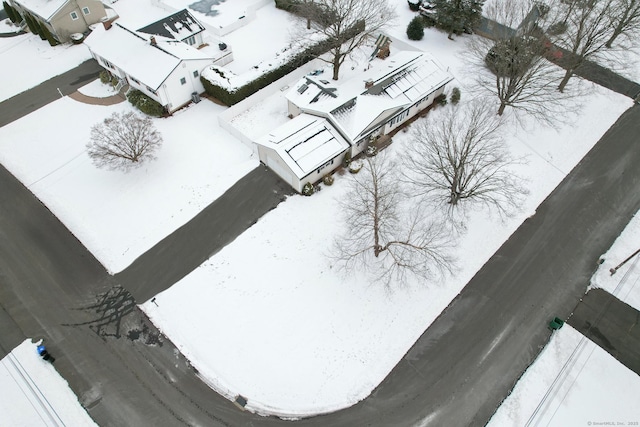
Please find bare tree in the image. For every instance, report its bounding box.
[466,1,579,125]
[333,153,453,286]
[295,0,396,80]
[605,0,640,48]
[401,102,527,217]
[87,111,162,170]
[548,0,617,92]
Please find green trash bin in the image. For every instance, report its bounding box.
[549,317,564,330]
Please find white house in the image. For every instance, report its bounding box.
[85,22,226,113]
[257,49,454,192]
[256,114,350,193]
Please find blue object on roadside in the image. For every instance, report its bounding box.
[37,345,46,355]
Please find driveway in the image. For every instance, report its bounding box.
[116,165,293,302]
[568,288,640,375]
[0,59,102,127]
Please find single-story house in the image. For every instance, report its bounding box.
[257,49,453,192]
[85,22,225,113]
[137,9,206,48]
[256,114,350,193]
[9,0,106,42]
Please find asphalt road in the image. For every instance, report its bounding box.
[568,288,640,375]
[0,59,102,127]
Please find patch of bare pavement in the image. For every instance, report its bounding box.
[568,288,640,375]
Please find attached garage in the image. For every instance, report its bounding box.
[256,114,350,193]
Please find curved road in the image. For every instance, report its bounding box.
[1,73,640,425]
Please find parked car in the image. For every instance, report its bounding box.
[419,1,436,19]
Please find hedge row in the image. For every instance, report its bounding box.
[127,90,165,117]
[200,20,364,106]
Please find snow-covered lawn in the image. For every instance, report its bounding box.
[0,32,92,101]
[144,85,628,416]
[0,92,257,273]
[0,340,97,427]
[591,212,640,311]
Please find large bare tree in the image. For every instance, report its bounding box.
[401,102,527,217]
[605,0,640,48]
[87,111,163,170]
[466,1,579,125]
[295,0,396,80]
[333,153,453,286]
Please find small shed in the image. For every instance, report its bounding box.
[256,114,350,193]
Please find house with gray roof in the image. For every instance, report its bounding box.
[9,0,106,42]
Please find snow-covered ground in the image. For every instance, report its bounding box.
[0,340,97,427]
[143,77,629,416]
[0,91,256,273]
[591,212,640,311]
[2,0,640,423]
[0,32,92,101]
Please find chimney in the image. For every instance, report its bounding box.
[365,79,374,89]
[150,36,157,46]
[101,17,113,31]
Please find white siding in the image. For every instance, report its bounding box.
[160,59,212,112]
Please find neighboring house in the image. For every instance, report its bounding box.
[256,114,350,193]
[138,9,206,48]
[257,49,453,192]
[9,0,106,42]
[85,22,225,114]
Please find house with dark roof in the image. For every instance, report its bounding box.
[137,9,206,48]
[255,49,453,192]
[85,22,223,113]
[9,0,106,42]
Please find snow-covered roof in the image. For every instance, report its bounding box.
[137,9,205,42]
[257,114,349,179]
[287,50,454,142]
[14,0,66,20]
[84,23,215,90]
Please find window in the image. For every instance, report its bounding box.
[70,11,78,20]
[316,159,334,174]
[389,110,410,127]
[82,7,90,15]
[180,77,186,85]
[193,70,199,78]
[185,36,196,46]
[100,57,114,69]
[128,75,140,85]
[146,86,157,95]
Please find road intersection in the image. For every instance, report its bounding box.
[1,60,639,426]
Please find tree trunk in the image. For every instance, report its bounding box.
[558,69,573,92]
[307,18,311,30]
[332,56,340,80]
[449,190,459,205]
[497,101,506,116]
[605,29,622,48]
